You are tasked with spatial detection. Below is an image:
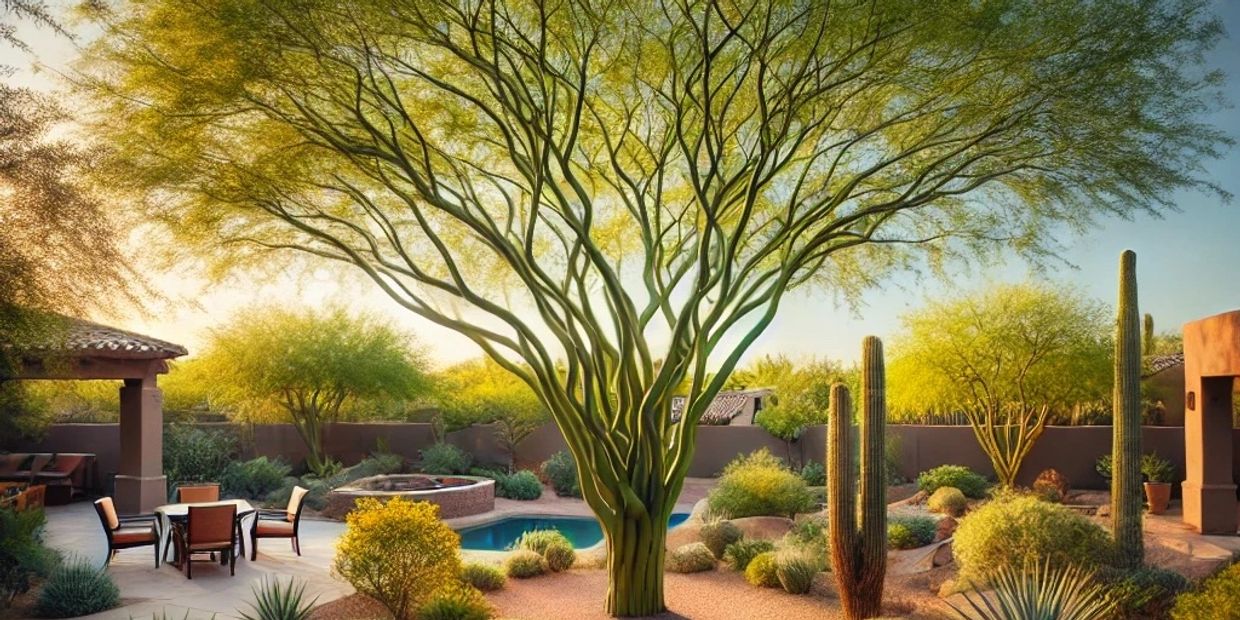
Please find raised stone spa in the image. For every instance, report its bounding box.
[322,474,495,520]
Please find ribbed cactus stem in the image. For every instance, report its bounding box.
[1143,313,1155,356]
[1113,250,1144,568]
[828,336,887,620]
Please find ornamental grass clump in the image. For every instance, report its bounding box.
[514,529,571,555]
[543,542,576,573]
[33,559,120,619]
[333,497,462,620]
[460,562,506,592]
[699,519,743,559]
[504,550,548,579]
[415,583,493,620]
[953,492,1113,586]
[948,560,1117,620]
[666,543,715,574]
[707,449,814,519]
[237,576,318,620]
[723,539,775,571]
[775,549,822,595]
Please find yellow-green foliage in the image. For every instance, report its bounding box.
[744,551,780,588]
[415,583,493,620]
[666,543,715,574]
[504,550,548,578]
[928,487,968,516]
[543,542,576,573]
[724,539,775,571]
[515,530,570,555]
[1171,561,1240,620]
[707,449,813,519]
[333,498,461,620]
[953,493,1113,585]
[460,562,505,592]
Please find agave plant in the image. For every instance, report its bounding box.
[237,576,318,620]
[948,560,1117,620]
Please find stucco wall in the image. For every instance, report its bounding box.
[8,422,1236,493]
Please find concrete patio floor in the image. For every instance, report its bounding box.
[40,478,716,619]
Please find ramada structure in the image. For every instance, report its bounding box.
[1182,309,1240,534]
[7,316,185,514]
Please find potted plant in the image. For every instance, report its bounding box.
[1140,452,1175,514]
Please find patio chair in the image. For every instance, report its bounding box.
[93,497,161,568]
[171,503,238,579]
[175,483,220,503]
[250,485,308,560]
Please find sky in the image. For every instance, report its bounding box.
[5,1,1240,369]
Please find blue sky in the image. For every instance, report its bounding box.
[4,1,1239,367]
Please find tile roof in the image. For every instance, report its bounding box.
[671,389,770,424]
[16,316,187,360]
[1142,352,1184,378]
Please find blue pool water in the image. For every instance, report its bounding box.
[458,513,690,550]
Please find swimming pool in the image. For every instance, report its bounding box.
[458,513,691,550]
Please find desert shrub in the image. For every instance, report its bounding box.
[460,562,506,592]
[953,493,1113,585]
[927,487,968,516]
[707,449,814,519]
[775,549,822,595]
[351,452,404,478]
[887,515,937,550]
[666,543,715,574]
[334,497,462,620]
[1171,560,1240,620]
[1096,454,1112,480]
[543,542,576,572]
[799,461,825,486]
[504,550,548,578]
[514,529,571,555]
[163,424,237,487]
[221,457,292,500]
[540,451,581,497]
[421,443,473,475]
[1031,468,1070,503]
[724,539,775,571]
[699,520,743,559]
[1101,566,1190,619]
[786,514,828,546]
[744,551,780,587]
[0,507,58,603]
[237,576,318,620]
[494,470,542,500]
[34,558,120,618]
[916,465,989,499]
[415,583,493,620]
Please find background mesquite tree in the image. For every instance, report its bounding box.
[1112,251,1144,568]
[828,338,887,619]
[83,0,1227,615]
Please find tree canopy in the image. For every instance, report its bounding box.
[81,0,1230,614]
[194,305,430,474]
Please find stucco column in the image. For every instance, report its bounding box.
[114,377,166,515]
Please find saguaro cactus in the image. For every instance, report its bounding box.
[1113,250,1144,568]
[827,336,887,619]
[1143,313,1155,355]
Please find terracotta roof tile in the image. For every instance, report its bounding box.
[1142,352,1184,378]
[17,316,187,360]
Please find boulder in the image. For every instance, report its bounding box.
[665,520,703,550]
[933,517,958,543]
[688,498,711,522]
[932,541,954,567]
[731,516,795,542]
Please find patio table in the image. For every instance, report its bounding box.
[154,499,254,567]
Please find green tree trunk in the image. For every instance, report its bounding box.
[601,509,669,616]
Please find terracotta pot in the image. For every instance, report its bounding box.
[1144,482,1172,514]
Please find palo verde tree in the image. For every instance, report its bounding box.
[195,306,430,476]
[888,283,1112,486]
[83,0,1228,614]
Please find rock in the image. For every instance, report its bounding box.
[665,521,703,550]
[1096,504,1110,518]
[908,490,929,505]
[688,498,711,522]
[932,541,954,567]
[934,517,958,543]
[731,516,795,542]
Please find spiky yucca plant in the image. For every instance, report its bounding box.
[238,576,318,620]
[948,561,1118,620]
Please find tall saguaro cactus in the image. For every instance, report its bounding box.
[1113,250,1144,568]
[828,336,888,619]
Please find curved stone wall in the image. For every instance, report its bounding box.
[323,474,495,520]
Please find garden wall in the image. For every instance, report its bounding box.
[10,422,1239,493]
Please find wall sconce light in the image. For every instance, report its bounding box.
[1186,391,1196,411]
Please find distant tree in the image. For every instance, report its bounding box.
[737,355,850,466]
[195,306,430,475]
[435,357,549,470]
[84,0,1230,614]
[889,283,1111,486]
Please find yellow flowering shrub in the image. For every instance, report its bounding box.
[334,498,462,620]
